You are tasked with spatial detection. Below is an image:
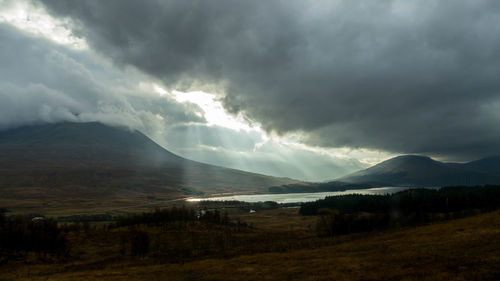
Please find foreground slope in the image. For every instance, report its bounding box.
[340,155,500,187]
[3,210,499,281]
[0,122,295,213]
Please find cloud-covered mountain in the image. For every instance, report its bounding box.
[0,22,203,132]
[0,18,366,181]
[0,122,296,195]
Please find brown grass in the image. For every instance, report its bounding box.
[0,185,189,216]
[236,208,317,232]
[1,210,499,281]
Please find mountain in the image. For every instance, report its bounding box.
[460,156,500,175]
[339,155,500,187]
[0,122,296,213]
[0,122,182,168]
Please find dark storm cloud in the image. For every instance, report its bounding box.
[39,0,500,160]
[0,23,203,131]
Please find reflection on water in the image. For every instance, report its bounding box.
[187,186,431,204]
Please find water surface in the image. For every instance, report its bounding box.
[187,186,424,204]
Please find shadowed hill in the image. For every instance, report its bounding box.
[0,122,296,213]
[271,155,500,193]
[339,155,500,187]
[0,122,182,168]
[460,155,500,176]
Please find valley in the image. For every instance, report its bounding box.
[3,2,500,280]
[1,123,499,281]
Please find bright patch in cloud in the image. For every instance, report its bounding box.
[153,84,168,96]
[0,0,87,49]
[152,85,393,179]
[172,90,247,131]
[156,86,254,132]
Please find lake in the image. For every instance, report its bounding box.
[186,186,428,204]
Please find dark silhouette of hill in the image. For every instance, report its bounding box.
[0,122,295,201]
[459,155,500,175]
[339,155,500,187]
[0,122,182,168]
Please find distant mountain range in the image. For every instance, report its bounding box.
[1,122,499,213]
[339,155,500,187]
[0,122,295,201]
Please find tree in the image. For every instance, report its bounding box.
[130,230,149,258]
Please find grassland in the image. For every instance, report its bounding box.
[1,209,499,281]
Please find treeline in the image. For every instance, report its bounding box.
[58,213,114,222]
[116,206,229,227]
[299,185,500,236]
[115,207,252,261]
[198,200,280,211]
[300,186,500,215]
[0,206,248,262]
[0,214,68,259]
[269,181,373,194]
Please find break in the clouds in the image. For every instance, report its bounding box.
[0,2,371,181]
[38,0,500,161]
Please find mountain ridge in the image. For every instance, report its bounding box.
[0,122,297,213]
[338,154,500,187]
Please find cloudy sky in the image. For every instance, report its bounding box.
[1,0,499,181]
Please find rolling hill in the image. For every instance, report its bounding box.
[460,155,500,175]
[0,122,296,213]
[339,155,500,187]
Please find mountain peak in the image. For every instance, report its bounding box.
[339,154,500,187]
[0,121,182,168]
[368,155,440,172]
[390,155,432,161]
[380,155,435,165]
[0,122,296,196]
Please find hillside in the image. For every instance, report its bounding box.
[460,155,500,175]
[2,209,498,280]
[339,155,500,187]
[0,122,295,214]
